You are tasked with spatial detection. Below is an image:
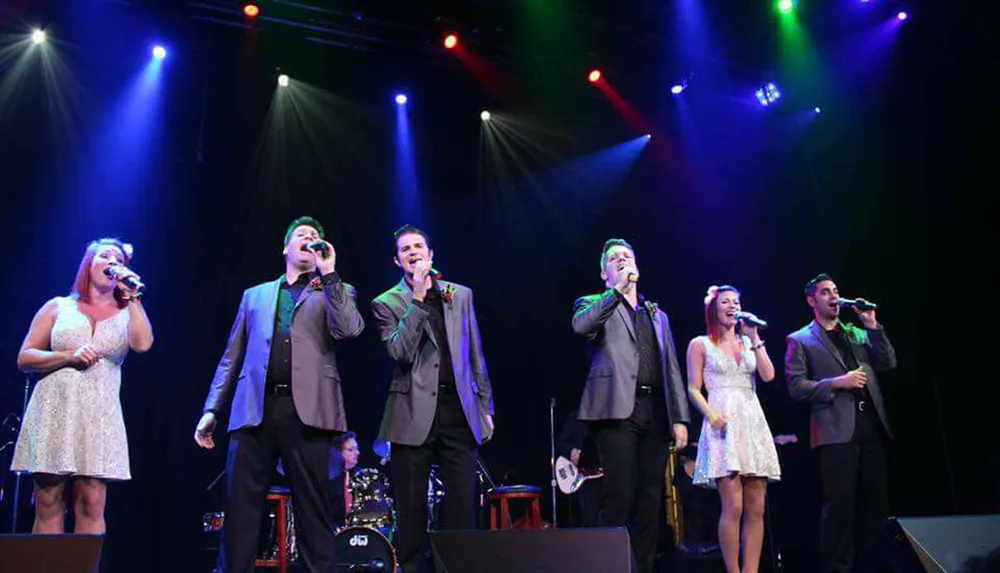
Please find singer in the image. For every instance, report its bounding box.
[371,224,495,573]
[194,216,365,573]
[11,238,153,535]
[686,285,780,573]
[571,239,690,573]
[785,273,897,573]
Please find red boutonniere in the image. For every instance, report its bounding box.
[309,277,323,291]
[441,284,457,307]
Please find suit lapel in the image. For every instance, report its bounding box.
[650,302,666,358]
[293,275,316,313]
[809,321,847,370]
[615,300,636,341]
[440,281,457,354]
[395,278,439,348]
[262,276,282,340]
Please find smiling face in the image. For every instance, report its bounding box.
[808,279,841,321]
[393,232,433,276]
[283,225,321,271]
[715,290,742,330]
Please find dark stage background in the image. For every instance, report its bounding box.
[0,1,995,571]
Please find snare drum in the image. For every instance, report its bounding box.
[335,526,397,572]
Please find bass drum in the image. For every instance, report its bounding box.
[335,526,397,572]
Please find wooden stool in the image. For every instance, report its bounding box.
[255,486,293,573]
[487,485,543,530]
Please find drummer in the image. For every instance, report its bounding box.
[330,432,360,527]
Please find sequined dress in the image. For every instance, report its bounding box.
[692,335,780,487]
[11,297,132,480]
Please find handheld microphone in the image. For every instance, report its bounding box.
[734,311,768,329]
[430,267,443,280]
[104,266,145,293]
[619,265,638,283]
[837,298,878,311]
[306,241,330,257]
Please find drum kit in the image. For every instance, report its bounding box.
[202,450,450,572]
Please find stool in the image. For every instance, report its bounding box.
[255,486,293,573]
[487,485,543,530]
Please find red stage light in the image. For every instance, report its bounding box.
[588,69,602,83]
[243,3,260,18]
[443,33,458,49]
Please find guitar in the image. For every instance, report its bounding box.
[554,456,603,494]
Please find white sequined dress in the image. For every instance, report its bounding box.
[11,297,132,480]
[692,335,780,487]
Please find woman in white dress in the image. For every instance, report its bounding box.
[686,285,780,573]
[11,238,153,534]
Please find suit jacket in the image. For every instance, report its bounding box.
[785,320,897,448]
[371,279,494,447]
[571,289,690,432]
[203,274,365,432]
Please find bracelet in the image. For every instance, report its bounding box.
[751,341,765,351]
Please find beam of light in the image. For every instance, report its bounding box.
[394,90,422,226]
[31,29,46,45]
[443,33,458,50]
[64,52,166,229]
[593,77,654,135]
[243,3,260,18]
[480,110,491,121]
[449,41,511,102]
[394,93,407,105]
[776,0,825,105]
[278,74,289,87]
[588,69,601,83]
[777,0,795,14]
[152,45,166,60]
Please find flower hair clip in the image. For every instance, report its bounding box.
[704,285,720,306]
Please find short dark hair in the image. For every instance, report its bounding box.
[393,224,432,255]
[805,273,834,297]
[600,238,635,270]
[332,431,357,452]
[284,216,326,244]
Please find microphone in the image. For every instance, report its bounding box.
[837,297,878,311]
[306,241,330,257]
[734,311,768,329]
[430,267,443,280]
[619,265,638,283]
[104,266,145,293]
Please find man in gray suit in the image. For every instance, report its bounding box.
[785,273,897,573]
[372,224,494,573]
[193,216,365,573]
[572,238,690,573]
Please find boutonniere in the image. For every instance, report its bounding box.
[309,277,323,291]
[645,301,660,316]
[441,284,457,307]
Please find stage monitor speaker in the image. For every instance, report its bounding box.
[862,515,1000,573]
[430,528,631,573]
[0,534,103,573]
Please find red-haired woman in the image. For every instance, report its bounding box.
[686,285,779,573]
[11,238,153,534]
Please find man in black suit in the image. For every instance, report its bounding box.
[572,238,690,573]
[785,273,897,573]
